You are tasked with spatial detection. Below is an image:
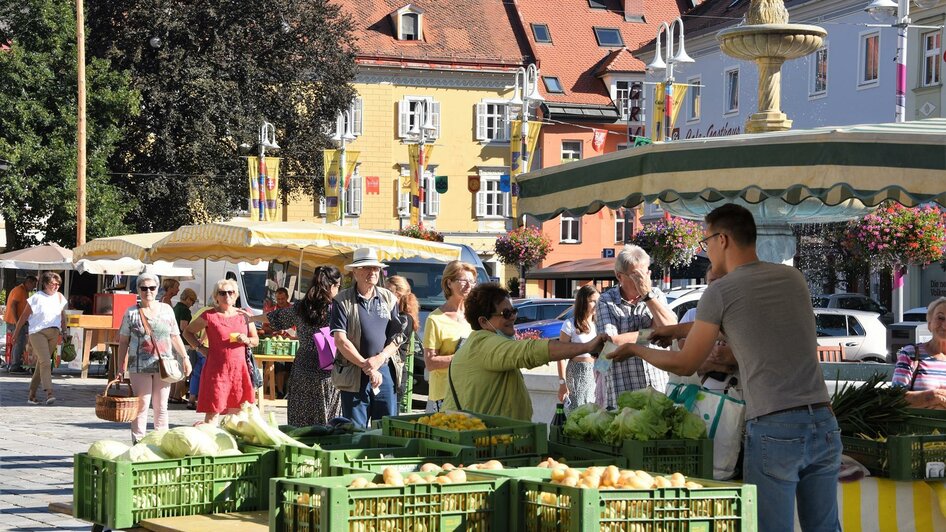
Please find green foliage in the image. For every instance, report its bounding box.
[505,276,520,295]
[494,226,552,269]
[0,0,137,248]
[86,0,357,230]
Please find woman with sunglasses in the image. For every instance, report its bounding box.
[184,279,259,425]
[422,261,477,413]
[116,273,192,442]
[442,283,609,421]
[12,272,69,406]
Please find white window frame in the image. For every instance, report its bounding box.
[614,209,629,243]
[560,215,581,244]
[561,140,582,163]
[345,164,362,216]
[398,97,441,139]
[396,164,439,218]
[475,100,511,142]
[475,171,510,219]
[809,45,828,99]
[858,31,880,88]
[723,67,739,115]
[686,75,701,122]
[332,98,363,139]
[615,80,632,120]
[400,12,421,41]
[922,30,941,87]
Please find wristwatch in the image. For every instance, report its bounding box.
[641,289,657,303]
[558,378,566,385]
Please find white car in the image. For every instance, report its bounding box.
[668,290,889,363]
[813,308,889,363]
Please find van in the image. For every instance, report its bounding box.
[384,244,490,395]
[161,260,269,315]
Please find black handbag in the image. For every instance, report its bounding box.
[244,323,263,389]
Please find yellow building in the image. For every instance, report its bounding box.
[284,0,531,282]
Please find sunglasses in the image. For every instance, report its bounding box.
[492,308,519,320]
[139,286,157,292]
[217,290,236,296]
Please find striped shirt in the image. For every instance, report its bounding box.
[892,343,946,391]
[595,285,669,407]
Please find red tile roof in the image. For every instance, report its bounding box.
[595,47,640,76]
[514,0,687,105]
[333,0,531,70]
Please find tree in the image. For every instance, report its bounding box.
[0,0,137,250]
[86,0,357,231]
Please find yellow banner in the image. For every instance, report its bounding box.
[339,150,359,218]
[651,84,688,141]
[510,120,523,177]
[247,157,280,221]
[508,120,542,218]
[322,149,341,223]
[408,144,434,226]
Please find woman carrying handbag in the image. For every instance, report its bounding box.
[116,273,192,443]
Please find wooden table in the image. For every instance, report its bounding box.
[253,354,294,412]
[139,511,268,532]
[68,314,120,378]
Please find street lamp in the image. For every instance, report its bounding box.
[255,121,279,221]
[332,109,356,225]
[646,17,694,141]
[864,0,942,123]
[508,64,544,176]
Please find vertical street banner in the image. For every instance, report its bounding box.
[650,83,688,142]
[509,119,543,218]
[247,156,281,221]
[322,149,341,223]
[408,144,434,227]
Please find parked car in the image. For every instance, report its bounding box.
[512,298,573,325]
[813,308,889,363]
[665,284,707,303]
[515,307,573,339]
[812,293,892,325]
[902,306,928,323]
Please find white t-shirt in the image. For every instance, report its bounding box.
[560,319,597,357]
[26,291,68,334]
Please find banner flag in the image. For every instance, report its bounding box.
[408,144,434,227]
[592,128,607,152]
[509,120,523,176]
[322,149,341,223]
[651,84,688,142]
[247,156,281,221]
[499,174,511,193]
[435,175,448,194]
[508,119,542,218]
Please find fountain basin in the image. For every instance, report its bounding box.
[717,24,826,60]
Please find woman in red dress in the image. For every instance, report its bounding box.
[183,279,259,424]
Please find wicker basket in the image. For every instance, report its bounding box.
[95,379,140,423]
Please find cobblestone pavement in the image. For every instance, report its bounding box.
[0,368,287,531]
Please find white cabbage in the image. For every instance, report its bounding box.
[160,427,218,458]
[88,440,131,461]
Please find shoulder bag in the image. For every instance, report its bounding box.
[139,306,184,384]
[909,343,923,391]
[245,321,263,389]
[313,304,338,371]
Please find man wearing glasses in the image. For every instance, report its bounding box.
[596,245,677,407]
[331,248,403,427]
[609,203,840,532]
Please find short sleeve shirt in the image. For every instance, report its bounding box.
[330,290,400,357]
[423,309,472,402]
[119,303,181,374]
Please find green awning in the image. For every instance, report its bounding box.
[518,119,946,221]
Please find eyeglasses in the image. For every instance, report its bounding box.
[454,279,476,287]
[138,286,157,292]
[698,233,722,252]
[217,290,236,296]
[492,308,519,320]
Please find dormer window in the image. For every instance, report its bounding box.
[393,5,425,41]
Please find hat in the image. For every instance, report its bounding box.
[344,248,388,271]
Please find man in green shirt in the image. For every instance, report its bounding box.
[443,284,608,421]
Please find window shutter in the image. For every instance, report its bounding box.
[430,101,441,139]
[425,176,440,216]
[347,174,362,215]
[398,191,410,217]
[503,191,511,218]
[502,105,511,141]
[398,99,409,138]
[352,98,363,137]
[476,188,486,217]
[475,102,487,141]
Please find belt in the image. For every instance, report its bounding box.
[765,402,832,417]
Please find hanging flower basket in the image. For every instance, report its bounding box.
[494,226,553,270]
[397,224,445,242]
[631,217,702,271]
[843,203,946,269]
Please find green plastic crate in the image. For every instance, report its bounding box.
[73,450,275,530]
[270,471,511,531]
[280,435,481,478]
[238,430,370,454]
[546,440,629,469]
[549,426,712,478]
[841,414,946,480]
[381,412,548,460]
[479,467,757,532]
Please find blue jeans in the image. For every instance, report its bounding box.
[188,351,204,398]
[6,322,27,369]
[340,361,397,428]
[744,405,842,532]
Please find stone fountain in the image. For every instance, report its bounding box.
[661,1,866,265]
[716,0,827,133]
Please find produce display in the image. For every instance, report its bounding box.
[347,466,476,488]
[86,425,242,462]
[831,372,910,437]
[415,411,515,446]
[222,402,312,447]
[542,463,703,491]
[564,389,706,443]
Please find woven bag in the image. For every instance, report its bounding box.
[95,379,140,423]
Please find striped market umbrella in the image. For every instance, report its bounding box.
[518,119,946,221]
[72,232,173,261]
[146,219,461,268]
